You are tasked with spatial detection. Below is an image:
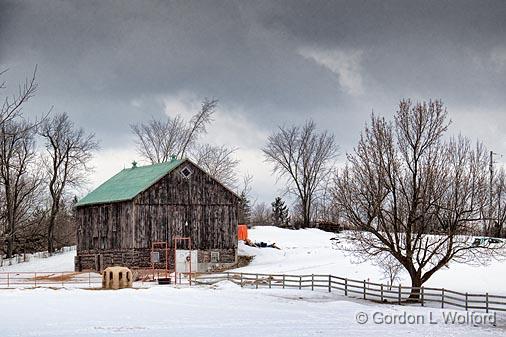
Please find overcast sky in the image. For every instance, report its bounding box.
[1,0,506,204]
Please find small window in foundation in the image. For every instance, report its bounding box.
[211,251,220,263]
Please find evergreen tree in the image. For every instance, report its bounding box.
[238,191,251,224]
[271,196,289,227]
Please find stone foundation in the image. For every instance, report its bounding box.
[75,248,237,272]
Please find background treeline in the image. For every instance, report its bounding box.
[0,68,98,258]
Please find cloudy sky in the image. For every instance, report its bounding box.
[1,0,506,204]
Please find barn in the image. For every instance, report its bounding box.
[74,157,240,272]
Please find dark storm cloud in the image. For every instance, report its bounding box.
[1,0,506,200]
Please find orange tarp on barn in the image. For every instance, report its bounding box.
[238,224,248,241]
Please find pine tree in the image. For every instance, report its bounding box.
[271,196,289,227]
[238,191,251,224]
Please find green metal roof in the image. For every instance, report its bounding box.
[75,159,184,207]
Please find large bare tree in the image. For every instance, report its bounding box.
[0,67,41,257]
[40,113,99,254]
[0,120,41,258]
[262,120,338,228]
[190,143,239,189]
[334,100,502,299]
[131,98,217,163]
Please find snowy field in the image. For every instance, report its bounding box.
[235,226,506,295]
[1,226,505,336]
[1,282,505,337]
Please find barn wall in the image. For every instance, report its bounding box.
[76,201,134,252]
[133,161,238,251]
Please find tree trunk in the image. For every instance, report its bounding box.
[6,235,13,259]
[408,273,423,302]
[47,211,57,255]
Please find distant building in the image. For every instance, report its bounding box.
[74,158,239,272]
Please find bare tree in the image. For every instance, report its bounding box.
[40,113,99,254]
[238,173,253,224]
[190,143,239,189]
[251,202,272,226]
[263,120,338,228]
[374,253,404,290]
[0,67,37,126]
[492,168,506,237]
[0,120,41,257]
[0,67,41,257]
[131,98,217,163]
[334,100,502,300]
[130,116,187,163]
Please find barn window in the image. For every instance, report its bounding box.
[211,251,220,263]
[180,166,193,179]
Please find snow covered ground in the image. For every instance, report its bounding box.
[1,226,505,336]
[1,282,505,337]
[235,226,506,295]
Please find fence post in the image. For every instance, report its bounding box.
[311,274,314,291]
[328,275,331,293]
[299,276,301,290]
[344,278,348,296]
[256,274,258,289]
[486,293,489,313]
[269,276,271,289]
[363,280,366,300]
[226,272,230,281]
[62,272,64,287]
[441,288,445,309]
[240,273,243,288]
[398,284,401,305]
[421,287,424,307]
[283,274,285,289]
[465,292,468,311]
[380,284,384,302]
[34,272,37,287]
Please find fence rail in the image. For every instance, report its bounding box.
[193,272,506,313]
[0,271,102,288]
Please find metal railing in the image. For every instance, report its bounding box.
[193,272,506,313]
[0,271,102,288]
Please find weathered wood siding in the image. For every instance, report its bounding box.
[76,201,135,251]
[134,161,238,250]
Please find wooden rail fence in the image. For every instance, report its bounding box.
[193,272,506,313]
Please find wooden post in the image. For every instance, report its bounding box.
[344,278,348,296]
[226,272,230,281]
[282,275,285,289]
[88,272,91,287]
[398,284,401,305]
[380,284,384,302]
[240,273,243,288]
[34,272,37,287]
[363,280,366,299]
[441,288,445,309]
[311,274,314,291]
[256,274,258,289]
[486,293,489,313]
[299,276,302,290]
[269,276,271,289]
[328,275,331,293]
[465,292,468,311]
[421,287,424,307]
